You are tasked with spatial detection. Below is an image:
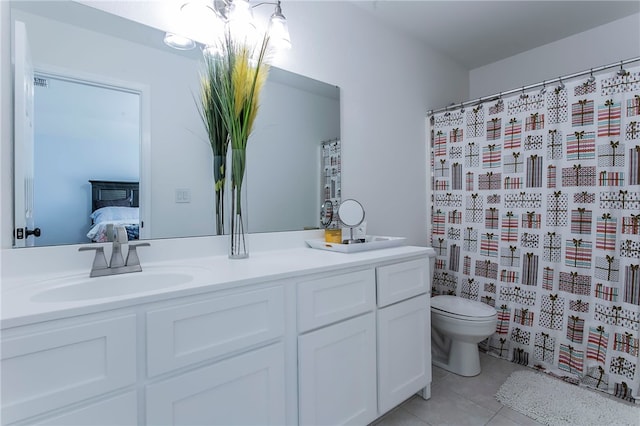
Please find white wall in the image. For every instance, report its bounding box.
[269,1,468,245]
[469,13,640,99]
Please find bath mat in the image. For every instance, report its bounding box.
[495,370,640,426]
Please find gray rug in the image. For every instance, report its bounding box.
[496,370,640,426]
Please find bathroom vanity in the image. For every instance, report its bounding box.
[1,234,434,425]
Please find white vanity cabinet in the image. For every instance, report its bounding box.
[1,245,433,426]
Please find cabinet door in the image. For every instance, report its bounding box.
[1,315,136,425]
[377,294,430,415]
[298,313,377,426]
[146,342,286,426]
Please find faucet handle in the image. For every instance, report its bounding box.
[114,225,128,243]
[126,242,150,268]
[79,246,109,274]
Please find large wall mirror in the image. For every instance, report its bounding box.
[11,0,340,248]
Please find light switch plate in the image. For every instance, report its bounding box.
[175,188,191,203]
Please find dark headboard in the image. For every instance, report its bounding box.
[90,180,139,212]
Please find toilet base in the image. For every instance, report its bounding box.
[432,340,482,377]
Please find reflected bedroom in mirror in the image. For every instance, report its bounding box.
[11,0,340,248]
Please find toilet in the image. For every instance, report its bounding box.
[430,295,497,377]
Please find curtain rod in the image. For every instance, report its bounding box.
[427,56,640,116]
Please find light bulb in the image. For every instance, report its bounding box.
[227,0,257,43]
[180,0,225,45]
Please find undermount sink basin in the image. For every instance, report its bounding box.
[31,267,207,303]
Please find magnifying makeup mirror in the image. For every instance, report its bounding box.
[338,199,365,244]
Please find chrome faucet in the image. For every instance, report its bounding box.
[79,226,150,277]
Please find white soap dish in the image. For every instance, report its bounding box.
[305,235,406,253]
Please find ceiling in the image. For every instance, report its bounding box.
[351,1,640,69]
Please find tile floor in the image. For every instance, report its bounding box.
[373,352,544,426]
[373,352,639,426]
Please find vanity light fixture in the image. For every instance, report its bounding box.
[165,0,292,53]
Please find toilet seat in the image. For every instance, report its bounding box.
[431,295,496,319]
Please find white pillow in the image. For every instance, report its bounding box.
[90,206,139,223]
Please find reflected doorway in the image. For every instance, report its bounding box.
[32,75,141,245]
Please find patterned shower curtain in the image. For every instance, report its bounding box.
[430,64,640,403]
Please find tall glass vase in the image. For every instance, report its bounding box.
[227,148,249,259]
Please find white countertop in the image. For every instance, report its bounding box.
[2,245,432,329]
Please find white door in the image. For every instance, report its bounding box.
[298,313,377,426]
[13,20,37,247]
[377,294,431,415]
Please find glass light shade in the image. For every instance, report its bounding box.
[268,12,291,50]
[227,0,255,26]
[227,0,257,43]
[163,32,196,50]
[180,0,225,46]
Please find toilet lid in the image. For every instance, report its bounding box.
[431,295,496,318]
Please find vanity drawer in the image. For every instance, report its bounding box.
[376,259,429,307]
[1,315,137,425]
[146,286,285,377]
[297,269,375,333]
